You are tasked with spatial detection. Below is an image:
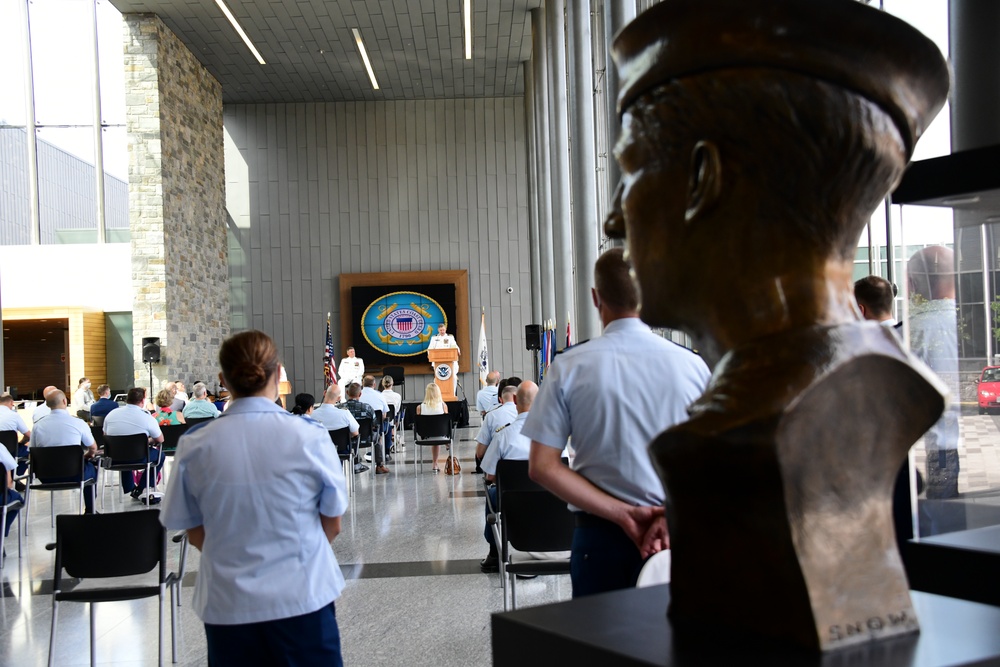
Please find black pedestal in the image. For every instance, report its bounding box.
[492,586,1000,666]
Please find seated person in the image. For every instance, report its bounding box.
[0,443,22,543]
[340,383,384,474]
[182,383,221,420]
[103,387,166,503]
[153,388,186,426]
[89,384,119,420]
[31,386,59,423]
[30,390,98,514]
[360,375,391,461]
[291,393,316,417]
[475,384,518,469]
[477,371,501,418]
[480,382,537,573]
[0,393,31,477]
[71,377,95,418]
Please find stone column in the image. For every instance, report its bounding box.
[124,15,229,393]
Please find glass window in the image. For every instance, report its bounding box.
[102,125,128,242]
[36,126,97,244]
[96,0,125,125]
[0,128,32,244]
[0,0,28,127]
[29,0,95,125]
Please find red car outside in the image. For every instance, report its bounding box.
[978,366,1000,414]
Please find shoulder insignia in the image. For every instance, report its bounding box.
[495,423,511,433]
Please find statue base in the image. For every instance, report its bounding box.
[492,585,1000,666]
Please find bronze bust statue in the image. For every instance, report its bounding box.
[605,0,950,652]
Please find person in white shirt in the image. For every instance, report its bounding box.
[71,378,95,416]
[337,347,365,388]
[428,324,460,396]
[31,390,99,514]
[380,376,402,454]
[476,371,501,418]
[31,386,59,424]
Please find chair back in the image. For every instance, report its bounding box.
[356,417,374,448]
[0,431,18,459]
[102,433,150,462]
[29,446,86,479]
[185,416,215,426]
[328,428,353,458]
[414,413,452,443]
[374,410,384,428]
[501,489,575,554]
[160,424,189,454]
[385,404,396,423]
[53,510,166,582]
[90,414,105,429]
[90,425,106,450]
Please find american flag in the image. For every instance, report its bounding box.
[324,313,337,388]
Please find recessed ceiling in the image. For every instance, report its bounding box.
[107,0,539,104]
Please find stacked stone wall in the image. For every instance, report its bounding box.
[125,15,229,393]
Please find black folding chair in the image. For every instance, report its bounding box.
[489,459,574,610]
[0,430,23,465]
[328,427,354,496]
[102,434,159,510]
[90,414,105,429]
[168,531,190,663]
[45,510,169,667]
[159,424,189,456]
[356,417,376,477]
[1,481,23,568]
[413,413,452,472]
[24,446,96,532]
[183,416,215,426]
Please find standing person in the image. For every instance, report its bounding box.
[337,347,365,388]
[428,323,460,396]
[416,383,448,473]
[71,378,95,417]
[854,276,899,329]
[160,330,349,666]
[525,249,711,597]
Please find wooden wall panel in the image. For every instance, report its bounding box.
[224,98,533,401]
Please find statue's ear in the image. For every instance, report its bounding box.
[685,140,721,223]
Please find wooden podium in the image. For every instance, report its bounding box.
[428,348,459,402]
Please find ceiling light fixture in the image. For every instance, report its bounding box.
[463,0,472,59]
[352,28,380,90]
[215,0,266,65]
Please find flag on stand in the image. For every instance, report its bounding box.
[323,313,337,389]
[477,309,489,386]
[565,313,572,348]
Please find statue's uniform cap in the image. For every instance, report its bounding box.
[612,0,950,158]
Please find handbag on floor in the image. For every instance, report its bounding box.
[444,455,462,475]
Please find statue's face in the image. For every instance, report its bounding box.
[611,111,691,328]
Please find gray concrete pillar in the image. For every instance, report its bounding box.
[545,0,575,342]
[603,1,637,206]
[566,0,601,342]
[524,61,543,325]
[531,9,556,324]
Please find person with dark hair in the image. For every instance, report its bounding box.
[341,382,383,474]
[103,386,165,502]
[161,330,349,665]
[854,275,898,327]
[526,249,711,596]
[89,385,119,420]
[291,393,316,416]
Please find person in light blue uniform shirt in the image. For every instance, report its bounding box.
[474,385,517,461]
[476,371,501,417]
[161,330,349,666]
[31,390,99,514]
[1,444,23,540]
[0,393,31,475]
[479,382,538,571]
[525,249,711,597]
[103,387,164,501]
[312,385,360,435]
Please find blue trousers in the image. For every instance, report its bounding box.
[204,600,342,667]
[17,444,29,476]
[484,485,498,549]
[39,461,98,514]
[570,519,645,598]
[120,448,165,494]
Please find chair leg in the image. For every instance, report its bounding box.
[509,571,517,610]
[158,585,165,667]
[0,507,6,570]
[22,486,29,536]
[90,602,97,667]
[47,598,59,667]
[170,583,178,663]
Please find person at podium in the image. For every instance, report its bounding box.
[428,323,460,396]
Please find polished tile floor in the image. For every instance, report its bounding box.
[0,423,572,666]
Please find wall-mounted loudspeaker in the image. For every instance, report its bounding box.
[525,324,542,351]
[142,337,161,364]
